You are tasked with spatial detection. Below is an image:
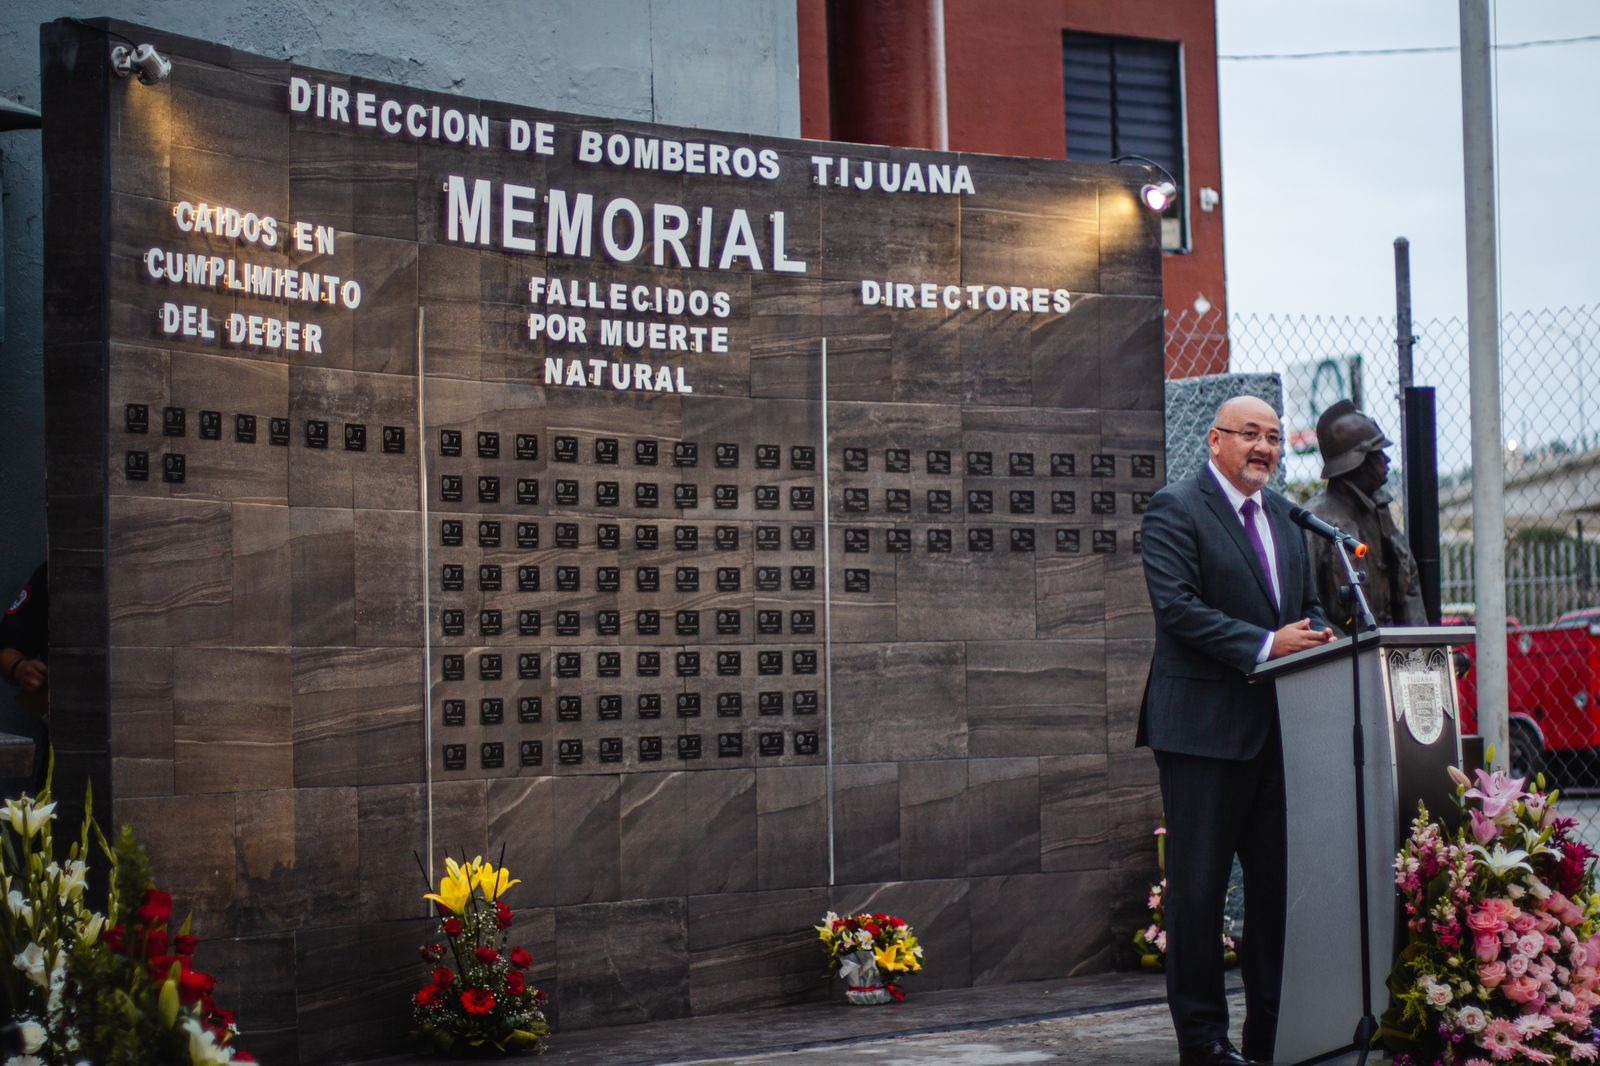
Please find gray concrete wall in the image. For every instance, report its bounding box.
[0,0,801,599]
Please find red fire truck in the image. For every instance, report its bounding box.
[1453,610,1600,784]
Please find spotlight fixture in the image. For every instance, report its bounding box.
[110,43,172,85]
[1110,154,1180,214]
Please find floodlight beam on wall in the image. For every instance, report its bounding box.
[110,43,172,85]
[1110,154,1179,214]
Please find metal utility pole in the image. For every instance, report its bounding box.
[1395,237,1415,534]
[1460,0,1509,769]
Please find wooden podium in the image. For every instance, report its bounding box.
[1250,627,1470,1066]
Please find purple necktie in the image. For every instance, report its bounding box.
[1239,498,1277,605]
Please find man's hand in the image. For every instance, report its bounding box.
[1270,619,1335,659]
[11,659,46,693]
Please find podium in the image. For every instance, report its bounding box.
[1250,626,1470,1066]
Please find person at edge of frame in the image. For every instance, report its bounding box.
[0,562,49,790]
[1302,400,1426,635]
[1137,396,1333,1066]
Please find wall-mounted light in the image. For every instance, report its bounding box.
[1110,154,1179,214]
[110,43,172,85]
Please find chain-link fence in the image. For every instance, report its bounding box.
[1166,305,1600,831]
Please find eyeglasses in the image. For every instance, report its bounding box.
[1213,426,1283,448]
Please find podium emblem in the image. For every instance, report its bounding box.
[1388,648,1453,746]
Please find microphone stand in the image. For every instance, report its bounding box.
[1335,537,1380,1066]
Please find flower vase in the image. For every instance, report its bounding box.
[840,950,894,1005]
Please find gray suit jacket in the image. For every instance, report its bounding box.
[1137,469,1329,761]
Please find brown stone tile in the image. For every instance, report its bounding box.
[117,792,238,938]
[556,898,690,1029]
[895,548,1037,642]
[969,870,1114,983]
[683,768,757,896]
[899,759,968,881]
[687,887,831,1014]
[1030,294,1102,410]
[294,917,429,1063]
[233,786,359,935]
[231,502,291,646]
[1041,753,1112,873]
[830,643,966,763]
[620,771,688,900]
[549,774,621,905]
[109,496,232,648]
[756,765,827,890]
[965,640,1107,758]
[293,646,425,788]
[353,509,425,646]
[967,757,1041,876]
[173,647,292,794]
[200,934,297,1056]
[290,507,354,647]
[1107,639,1154,753]
[110,646,174,796]
[1035,553,1108,640]
[487,778,556,910]
[832,761,900,886]
[1107,750,1163,868]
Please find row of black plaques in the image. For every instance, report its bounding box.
[124,405,405,451]
[439,429,1157,479]
[122,406,1160,478]
[444,689,819,723]
[437,649,821,682]
[444,731,821,771]
[436,476,1149,516]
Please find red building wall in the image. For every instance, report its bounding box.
[798,0,1227,376]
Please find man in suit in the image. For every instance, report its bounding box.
[1139,396,1333,1066]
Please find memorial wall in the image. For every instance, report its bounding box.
[42,18,1164,1061]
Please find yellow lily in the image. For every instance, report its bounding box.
[424,857,476,914]
[476,860,522,901]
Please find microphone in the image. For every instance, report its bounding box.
[1289,505,1369,558]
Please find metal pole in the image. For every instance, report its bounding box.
[1460,0,1509,769]
[1395,237,1415,534]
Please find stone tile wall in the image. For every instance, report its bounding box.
[44,19,1166,1063]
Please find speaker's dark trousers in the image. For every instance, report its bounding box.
[1154,721,1288,1058]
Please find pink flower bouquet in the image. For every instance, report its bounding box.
[1382,765,1600,1065]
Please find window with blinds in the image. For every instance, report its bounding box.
[1063,32,1187,252]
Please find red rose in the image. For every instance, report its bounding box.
[434,900,453,917]
[139,889,174,925]
[505,969,526,995]
[175,934,199,956]
[210,1006,236,1030]
[442,917,463,937]
[475,947,501,965]
[864,923,882,939]
[891,917,906,928]
[414,983,443,1007]
[460,988,496,1016]
[145,928,170,957]
[179,968,217,1005]
[103,925,126,953]
[510,947,533,970]
[496,900,514,929]
[432,967,456,987]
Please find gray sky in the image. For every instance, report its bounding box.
[1216,0,1600,321]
